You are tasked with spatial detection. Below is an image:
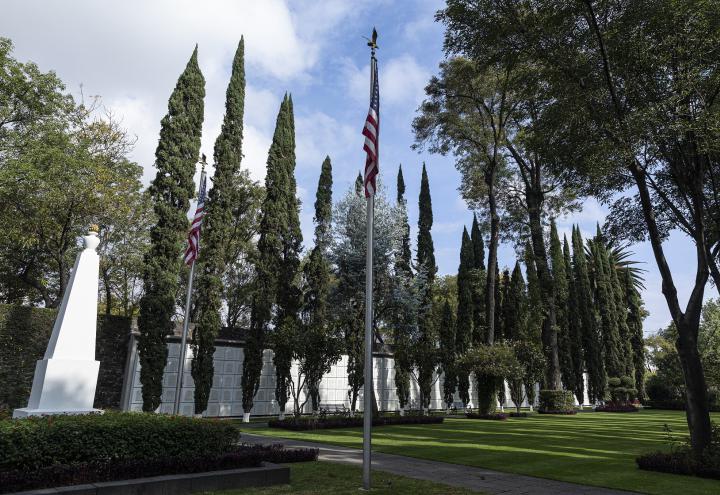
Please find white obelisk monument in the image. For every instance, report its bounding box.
[14,227,102,417]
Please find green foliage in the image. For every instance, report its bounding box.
[192,39,250,414]
[415,164,437,409]
[523,241,542,342]
[572,226,605,402]
[625,270,647,399]
[460,343,521,415]
[470,215,486,343]
[455,227,474,406]
[138,46,205,412]
[438,300,457,409]
[0,39,146,309]
[0,412,239,472]
[563,235,585,404]
[537,390,576,413]
[300,156,341,413]
[607,375,637,404]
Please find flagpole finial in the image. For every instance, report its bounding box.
[365,27,378,56]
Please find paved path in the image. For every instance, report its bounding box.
[241,432,635,495]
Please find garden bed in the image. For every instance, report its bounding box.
[637,450,720,480]
[0,444,317,493]
[595,404,640,413]
[268,414,443,430]
[465,412,508,420]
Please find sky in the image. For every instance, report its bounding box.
[1,0,709,335]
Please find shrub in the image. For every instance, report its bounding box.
[0,412,240,471]
[537,390,576,414]
[465,412,508,420]
[268,414,443,431]
[637,422,720,480]
[595,403,639,412]
[0,444,318,493]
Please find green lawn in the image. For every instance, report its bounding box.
[240,410,720,495]
[208,461,480,494]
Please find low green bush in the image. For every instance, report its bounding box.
[0,412,240,471]
[268,414,443,430]
[537,390,576,414]
[637,423,720,480]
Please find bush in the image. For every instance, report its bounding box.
[0,412,240,471]
[0,444,318,493]
[268,414,443,431]
[537,390,576,414]
[637,422,720,480]
[465,412,507,420]
[595,404,639,413]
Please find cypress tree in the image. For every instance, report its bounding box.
[572,226,605,402]
[192,39,246,414]
[609,249,635,382]
[138,46,205,412]
[302,156,335,412]
[624,269,646,398]
[550,220,573,394]
[415,163,437,410]
[504,262,526,342]
[494,263,504,340]
[272,94,303,417]
[394,164,413,410]
[439,300,457,410]
[456,227,474,407]
[524,241,542,342]
[243,96,291,417]
[355,172,363,196]
[593,227,624,379]
[564,235,585,404]
[471,215,486,343]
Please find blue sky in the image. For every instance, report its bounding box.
[2,0,707,335]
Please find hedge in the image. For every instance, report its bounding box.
[0,444,318,493]
[0,411,240,471]
[537,390,577,414]
[268,414,444,430]
[0,304,131,411]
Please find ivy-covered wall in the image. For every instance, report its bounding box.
[0,304,131,410]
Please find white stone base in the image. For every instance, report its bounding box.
[13,407,103,418]
[13,358,100,418]
[243,412,250,423]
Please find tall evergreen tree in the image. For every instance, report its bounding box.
[354,172,363,197]
[550,220,573,394]
[523,241,542,342]
[624,269,646,398]
[456,227,474,407]
[494,263,504,340]
[415,163,437,410]
[271,95,303,417]
[572,226,605,402]
[138,47,205,411]
[301,156,338,412]
[609,249,635,382]
[394,164,413,410]
[471,215,486,343]
[191,39,247,414]
[564,235,585,404]
[503,262,526,342]
[439,299,457,410]
[243,96,292,418]
[593,227,624,379]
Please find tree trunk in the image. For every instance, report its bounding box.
[629,163,711,452]
[526,191,561,390]
[485,173,499,344]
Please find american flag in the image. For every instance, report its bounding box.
[362,57,379,197]
[184,170,207,266]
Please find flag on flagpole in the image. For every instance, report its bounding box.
[362,57,379,197]
[183,170,207,265]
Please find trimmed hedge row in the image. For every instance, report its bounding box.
[637,450,720,480]
[0,304,131,410]
[268,414,444,430]
[0,412,240,471]
[0,444,318,493]
[465,412,508,420]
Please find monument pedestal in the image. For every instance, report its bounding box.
[13,229,103,419]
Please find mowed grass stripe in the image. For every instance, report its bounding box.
[243,410,720,495]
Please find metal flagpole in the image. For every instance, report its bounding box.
[173,162,206,416]
[362,34,377,491]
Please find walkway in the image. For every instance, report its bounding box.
[241,432,635,495]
